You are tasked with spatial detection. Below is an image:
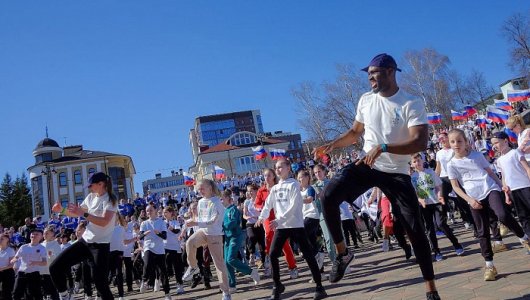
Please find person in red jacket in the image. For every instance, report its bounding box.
[254,168,298,278]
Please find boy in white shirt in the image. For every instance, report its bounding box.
[41,226,62,300]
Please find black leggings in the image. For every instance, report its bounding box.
[471,191,525,261]
[142,250,170,294]
[0,268,15,300]
[41,274,59,300]
[73,261,93,296]
[270,228,321,287]
[341,219,359,246]
[123,256,133,290]
[12,271,41,300]
[321,162,434,281]
[246,224,266,264]
[165,249,184,285]
[421,204,460,253]
[512,187,530,237]
[109,251,124,297]
[50,239,112,300]
[304,217,321,256]
[441,177,474,225]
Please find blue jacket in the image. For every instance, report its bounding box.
[223,204,242,239]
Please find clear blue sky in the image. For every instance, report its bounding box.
[1,1,528,189]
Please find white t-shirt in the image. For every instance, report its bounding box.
[447,151,501,201]
[123,230,135,258]
[302,186,319,220]
[496,149,530,191]
[411,169,442,205]
[243,199,260,224]
[518,128,530,161]
[140,218,166,255]
[41,240,62,275]
[355,89,427,174]
[436,148,453,178]
[0,246,15,269]
[81,193,117,243]
[110,226,125,252]
[16,243,46,273]
[339,202,354,221]
[164,219,182,252]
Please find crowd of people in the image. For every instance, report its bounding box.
[0,53,529,300]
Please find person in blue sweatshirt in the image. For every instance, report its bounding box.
[222,188,260,293]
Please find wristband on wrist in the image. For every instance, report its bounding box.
[381,144,388,153]
[83,212,89,218]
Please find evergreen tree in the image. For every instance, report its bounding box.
[0,173,33,227]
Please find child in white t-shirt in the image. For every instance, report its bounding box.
[446,129,528,281]
[11,229,47,300]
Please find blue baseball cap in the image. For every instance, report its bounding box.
[361,53,402,72]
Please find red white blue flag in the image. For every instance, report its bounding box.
[464,105,477,116]
[183,172,195,186]
[214,165,225,180]
[427,113,442,124]
[504,128,518,143]
[494,100,512,111]
[507,89,530,102]
[252,145,268,160]
[451,110,466,121]
[486,105,509,124]
[270,148,287,160]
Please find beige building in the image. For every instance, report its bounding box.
[28,137,136,221]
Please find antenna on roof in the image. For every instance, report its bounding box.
[63,137,68,146]
[45,124,49,138]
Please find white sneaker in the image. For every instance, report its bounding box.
[59,292,73,300]
[316,252,324,270]
[84,296,90,300]
[176,284,185,295]
[250,268,260,285]
[382,239,390,252]
[164,294,172,300]
[154,279,160,292]
[289,268,298,279]
[118,297,124,300]
[249,255,255,267]
[139,281,146,293]
[222,292,232,300]
[464,222,471,230]
[182,266,200,281]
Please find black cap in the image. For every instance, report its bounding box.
[492,131,508,140]
[362,53,402,72]
[87,172,108,188]
[30,228,43,234]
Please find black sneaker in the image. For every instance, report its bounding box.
[426,291,441,300]
[329,249,355,283]
[270,283,285,300]
[191,274,202,289]
[314,286,328,300]
[405,245,413,260]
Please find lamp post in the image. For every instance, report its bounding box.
[40,164,57,220]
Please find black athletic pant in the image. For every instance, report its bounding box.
[109,250,124,297]
[341,219,359,247]
[165,249,184,285]
[0,268,15,300]
[512,187,530,236]
[420,204,461,253]
[73,261,93,297]
[471,191,525,261]
[41,274,59,300]
[123,256,133,290]
[12,271,42,300]
[321,162,434,281]
[270,228,321,287]
[142,250,170,294]
[441,177,474,226]
[304,217,321,256]
[50,239,112,300]
[246,224,266,264]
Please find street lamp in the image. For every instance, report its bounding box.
[40,165,57,220]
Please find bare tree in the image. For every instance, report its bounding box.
[501,12,530,79]
[466,69,497,111]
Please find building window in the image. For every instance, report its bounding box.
[235,155,259,173]
[88,168,96,177]
[108,167,127,199]
[59,172,67,186]
[35,153,53,164]
[31,176,44,217]
[61,197,69,209]
[74,170,82,185]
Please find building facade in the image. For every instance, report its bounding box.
[28,137,136,221]
[142,171,190,202]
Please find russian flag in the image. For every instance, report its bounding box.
[504,128,518,143]
[451,110,466,121]
[476,115,487,128]
[183,172,195,186]
[486,105,509,124]
[507,89,530,102]
[214,165,225,180]
[494,99,513,111]
[464,105,477,116]
[427,113,442,124]
[270,148,287,160]
[252,145,268,160]
[485,141,495,158]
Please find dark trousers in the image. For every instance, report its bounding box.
[41,274,59,300]
[123,256,133,290]
[73,261,92,296]
[0,268,15,300]
[421,204,460,253]
[471,191,525,261]
[246,224,266,264]
[512,187,530,236]
[109,250,124,297]
[342,219,359,247]
[142,250,170,294]
[321,162,434,281]
[12,271,42,300]
[441,177,474,225]
[165,249,184,285]
[304,217,321,256]
[50,239,113,300]
[270,228,321,287]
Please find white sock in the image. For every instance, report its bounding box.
[485,261,494,268]
[494,241,503,245]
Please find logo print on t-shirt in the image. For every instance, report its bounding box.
[392,107,402,126]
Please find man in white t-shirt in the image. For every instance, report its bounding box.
[315,53,439,300]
